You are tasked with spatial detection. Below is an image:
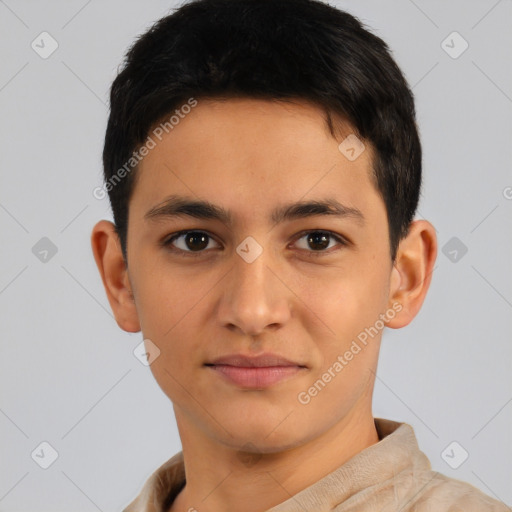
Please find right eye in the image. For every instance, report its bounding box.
[163,230,222,255]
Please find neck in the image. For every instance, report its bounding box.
[170,407,379,512]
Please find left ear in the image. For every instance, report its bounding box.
[386,220,437,328]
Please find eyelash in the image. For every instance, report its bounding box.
[161,230,349,258]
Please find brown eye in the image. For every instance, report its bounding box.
[183,232,209,251]
[306,232,330,250]
[294,230,347,253]
[165,231,220,253]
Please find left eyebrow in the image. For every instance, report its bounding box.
[144,195,365,226]
[270,198,365,226]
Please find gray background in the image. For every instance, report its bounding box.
[1,0,511,510]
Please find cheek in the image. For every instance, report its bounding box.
[132,264,216,366]
[132,257,207,335]
[313,262,390,340]
[144,308,206,406]
[298,276,385,416]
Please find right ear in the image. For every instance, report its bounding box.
[90,220,141,333]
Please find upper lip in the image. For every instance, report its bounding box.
[206,353,306,368]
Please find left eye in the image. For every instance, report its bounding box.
[294,231,346,252]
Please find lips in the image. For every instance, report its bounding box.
[207,354,305,368]
[205,353,307,388]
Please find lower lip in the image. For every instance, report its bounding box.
[208,365,304,388]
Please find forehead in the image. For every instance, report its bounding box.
[130,98,382,225]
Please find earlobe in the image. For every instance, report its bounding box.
[386,220,437,329]
[90,220,141,333]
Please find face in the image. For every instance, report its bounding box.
[125,98,397,452]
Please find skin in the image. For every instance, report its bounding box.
[91,98,437,512]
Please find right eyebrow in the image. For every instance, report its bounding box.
[144,196,232,224]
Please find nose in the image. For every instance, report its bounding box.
[217,246,292,336]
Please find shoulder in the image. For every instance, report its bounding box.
[349,419,509,511]
[397,470,509,511]
[123,452,185,512]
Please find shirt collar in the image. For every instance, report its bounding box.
[123,418,429,512]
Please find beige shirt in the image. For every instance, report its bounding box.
[124,418,509,511]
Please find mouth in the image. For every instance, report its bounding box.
[204,353,308,388]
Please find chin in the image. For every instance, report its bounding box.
[213,415,318,454]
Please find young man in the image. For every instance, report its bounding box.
[91,0,508,510]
